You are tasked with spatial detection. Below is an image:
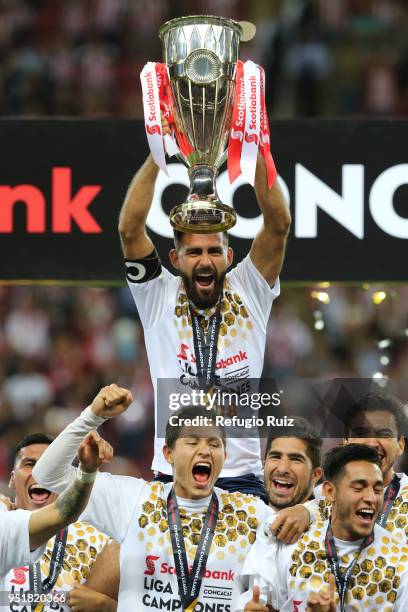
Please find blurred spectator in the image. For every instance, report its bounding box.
[0,0,407,118]
[1,282,408,487]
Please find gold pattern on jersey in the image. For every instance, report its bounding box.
[138,483,259,561]
[288,520,408,611]
[174,280,252,349]
[39,521,108,590]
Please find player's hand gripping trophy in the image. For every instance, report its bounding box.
[140,15,276,233]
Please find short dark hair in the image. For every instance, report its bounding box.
[173,229,229,251]
[322,443,382,484]
[264,416,322,469]
[13,433,54,465]
[165,405,226,449]
[343,391,407,439]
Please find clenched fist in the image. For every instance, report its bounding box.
[91,384,133,419]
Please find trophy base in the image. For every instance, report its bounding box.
[169,201,237,234]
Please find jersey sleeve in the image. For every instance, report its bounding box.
[227,254,280,329]
[32,406,147,543]
[126,265,179,329]
[76,472,146,543]
[0,510,44,573]
[237,526,292,611]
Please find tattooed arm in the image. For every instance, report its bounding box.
[28,430,113,550]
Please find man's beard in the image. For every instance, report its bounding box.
[267,477,313,510]
[181,269,226,309]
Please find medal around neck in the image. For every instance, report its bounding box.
[140,15,277,234]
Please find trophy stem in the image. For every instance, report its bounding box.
[187,165,218,202]
[169,165,236,234]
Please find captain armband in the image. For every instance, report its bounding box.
[125,249,162,284]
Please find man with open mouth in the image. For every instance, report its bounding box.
[307,391,408,546]
[237,444,408,611]
[33,384,277,611]
[4,433,115,611]
[264,417,322,510]
[119,117,291,502]
[0,428,110,604]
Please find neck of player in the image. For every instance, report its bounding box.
[173,482,211,501]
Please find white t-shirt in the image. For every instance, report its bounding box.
[0,509,44,603]
[236,519,408,611]
[127,254,280,476]
[33,406,275,612]
[4,521,109,611]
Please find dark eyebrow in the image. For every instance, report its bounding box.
[350,478,383,487]
[288,453,306,461]
[184,247,202,254]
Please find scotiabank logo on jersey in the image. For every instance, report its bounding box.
[177,344,248,370]
[144,556,235,581]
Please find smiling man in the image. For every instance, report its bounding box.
[0,430,111,605]
[118,139,291,500]
[33,384,274,611]
[264,418,322,511]
[310,391,408,544]
[237,444,408,611]
[4,433,112,612]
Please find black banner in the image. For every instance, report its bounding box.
[0,118,407,282]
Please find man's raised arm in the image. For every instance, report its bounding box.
[250,155,291,286]
[33,385,133,493]
[118,155,159,259]
[28,431,113,550]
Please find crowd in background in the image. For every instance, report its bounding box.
[1,282,408,490]
[1,0,408,490]
[0,0,407,117]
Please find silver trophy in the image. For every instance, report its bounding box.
[159,15,252,233]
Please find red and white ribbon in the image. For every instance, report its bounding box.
[140,62,167,173]
[227,61,277,188]
[241,60,261,186]
[228,60,245,184]
[259,66,277,188]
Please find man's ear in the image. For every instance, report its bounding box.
[322,480,336,504]
[169,248,179,270]
[396,436,405,458]
[226,247,234,268]
[163,445,174,466]
[311,467,322,488]
[8,471,16,491]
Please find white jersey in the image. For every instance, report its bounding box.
[4,521,109,611]
[127,254,280,477]
[0,509,45,603]
[32,407,275,611]
[236,519,408,611]
[311,473,408,542]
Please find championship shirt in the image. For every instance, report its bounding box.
[32,406,275,612]
[0,509,45,599]
[237,519,408,611]
[310,473,408,543]
[4,521,109,611]
[42,474,272,611]
[126,254,280,476]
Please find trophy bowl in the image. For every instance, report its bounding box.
[159,15,244,233]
